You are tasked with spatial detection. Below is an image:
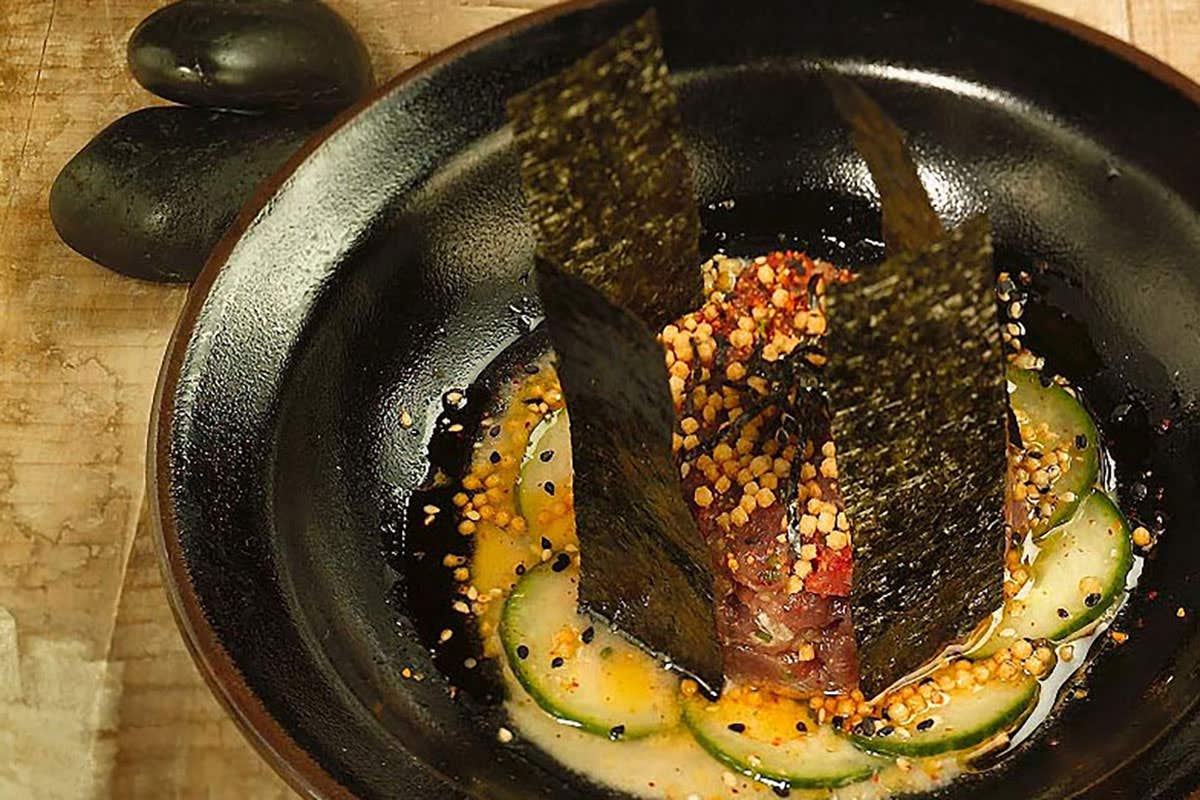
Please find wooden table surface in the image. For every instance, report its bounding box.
[0,0,1195,797]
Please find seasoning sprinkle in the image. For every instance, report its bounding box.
[539,449,555,462]
[609,725,626,741]
[543,481,556,496]
[1057,607,1070,619]
[727,722,746,733]
[794,721,808,733]
[551,553,572,572]
[516,645,530,660]
[916,718,935,731]
[1084,593,1101,608]
[1132,526,1152,547]
[853,718,876,737]
[582,626,596,644]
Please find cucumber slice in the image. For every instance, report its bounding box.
[500,563,680,738]
[1007,367,1100,536]
[850,676,1038,757]
[682,694,885,789]
[517,410,575,549]
[979,491,1131,656]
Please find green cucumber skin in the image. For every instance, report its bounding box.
[976,490,1131,658]
[849,680,1038,758]
[1040,491,1133,641]
[500,567,673,740]
[500,576,604,736]
[1007,367,1100,536]
[681,702,882,789]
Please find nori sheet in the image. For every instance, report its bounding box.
[507,10,701,331]
[536,259,720,687]
[826,216,1007,695]
[509,13,721,686]
[824,74,944,257]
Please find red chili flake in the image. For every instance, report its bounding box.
[806,545,853,596]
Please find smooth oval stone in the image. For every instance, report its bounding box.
[127,0,373,113]
[50,108,321,282]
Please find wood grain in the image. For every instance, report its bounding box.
[0,1,1193,797]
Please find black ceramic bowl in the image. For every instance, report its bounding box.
[151,1,1200,797]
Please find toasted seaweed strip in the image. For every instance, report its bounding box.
[824,73,944,256]
[506,10,701,330]
[826,216,1006,696]
[535,259,722,687]
[508,10,719,684]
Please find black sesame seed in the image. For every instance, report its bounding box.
[551,657,564,669]
[539,449,555,463]
[489,425,501,437]
[516,645,529,660]
[1075,433,1089,450]
[916,718,935,731]
[853,718,876,736]
[1040,373,1054,388]
[541,537,552,550]
[794,721,808,733]
[1085,593,1102,608]
[831,716,846,730]
[543,481,556,496]
[582,626,595,644]
[1057,607,1070,619]
[609,725,625,741]
[878,726,894,737]
[551,553,571,573]
[727,723,746,733]
[523,363,540,374]
[515,564,526,576]
[1028,450,1043,459]
[772,786,791,798]
[489,451,501,464]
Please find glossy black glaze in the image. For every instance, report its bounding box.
[154,1,1200,798]
[50,108,319,282]
[127,0,373,113]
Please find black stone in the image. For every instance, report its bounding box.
[127,0,373,113]
[50,107,319,282]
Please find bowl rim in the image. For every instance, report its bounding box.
[148,1,1200,798]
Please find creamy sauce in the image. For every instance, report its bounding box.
[505,672,961,800]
